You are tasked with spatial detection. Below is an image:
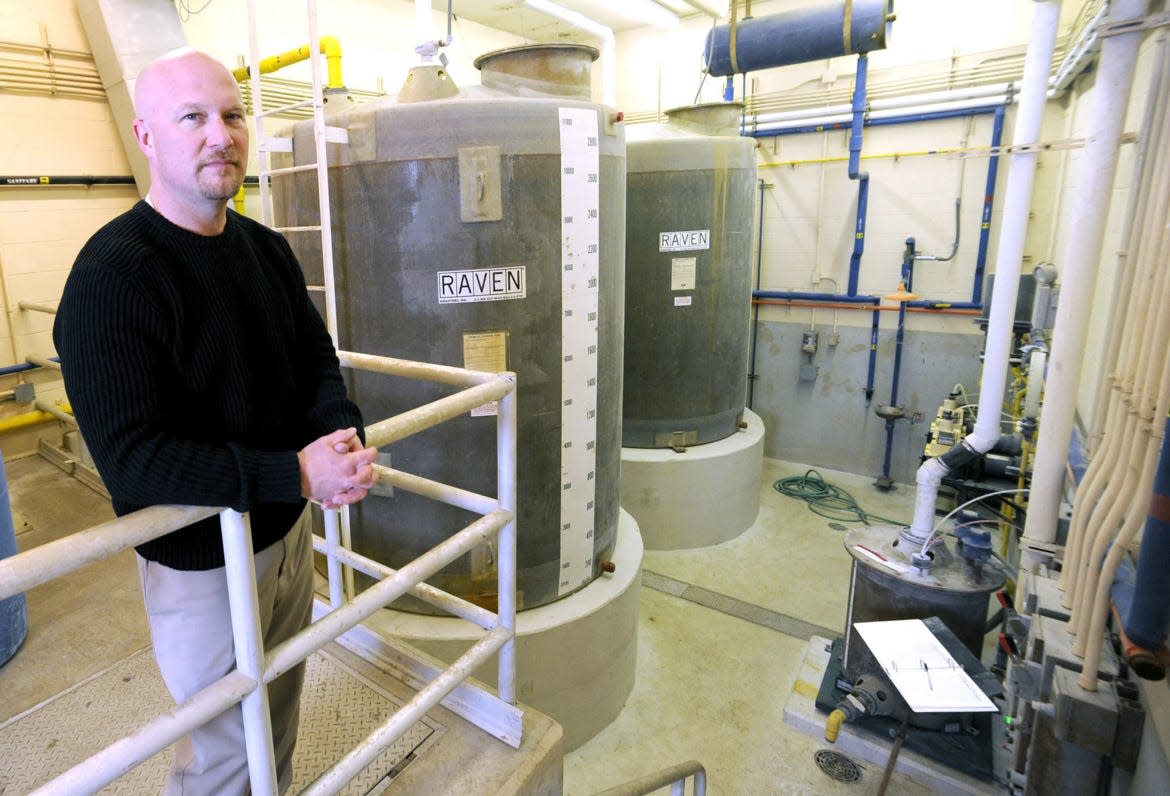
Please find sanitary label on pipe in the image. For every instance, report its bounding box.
[437,266,526,303]
[659,229,710,252]
[558,106,600,596]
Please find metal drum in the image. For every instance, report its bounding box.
[272,44,626,612]
[842,525,1004,677]
[622,102,756,448]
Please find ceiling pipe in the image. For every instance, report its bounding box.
[905,0,1062,548]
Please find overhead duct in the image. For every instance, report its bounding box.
[75,0,189,197]
[703,0,894,77]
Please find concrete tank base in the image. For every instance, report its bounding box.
[621,407,764,550]
[363,510,642,752]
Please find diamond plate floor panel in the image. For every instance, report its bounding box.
[0,643,439,794]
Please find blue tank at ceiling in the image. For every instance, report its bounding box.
[703,0,894,77]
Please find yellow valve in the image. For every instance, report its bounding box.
[824,707,847,742]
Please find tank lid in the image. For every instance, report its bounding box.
[474,44,598,98]
[664,102,745,135]
[397,64,460,103]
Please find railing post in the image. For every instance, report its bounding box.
[219,509,279,795]
[496,373,518,705]
[323,507,345,608]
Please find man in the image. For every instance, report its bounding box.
[52,48,377,793]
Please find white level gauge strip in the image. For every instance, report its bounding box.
[557,106,601,596]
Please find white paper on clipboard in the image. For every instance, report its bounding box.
[854,619,998,714]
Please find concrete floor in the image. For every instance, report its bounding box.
[1,451,995,794]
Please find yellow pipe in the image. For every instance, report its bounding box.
[758,147,965,170]
[0,409,55,433]
[824,708,847,742]
[232,35,345,89]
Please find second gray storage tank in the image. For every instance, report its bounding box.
[272,44,626,612]
[623,103,757,448]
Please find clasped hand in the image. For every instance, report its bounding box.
[298,427,378,509]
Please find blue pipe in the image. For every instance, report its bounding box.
[864,104,1005,128]
[848,55,868,179]
[0,358,59,377]
[971,104,1007,303]
[879,239,916,484]
[754,290,880,304]
[866,307,879,405]
[847,55,870,297]
[1124,417,1170,651]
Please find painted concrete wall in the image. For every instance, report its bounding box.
[750,319,984,488]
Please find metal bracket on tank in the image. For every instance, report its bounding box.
[458,146,503,222]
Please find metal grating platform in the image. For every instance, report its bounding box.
[0,644,439,794]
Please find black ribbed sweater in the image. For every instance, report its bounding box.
[53,201,365,570]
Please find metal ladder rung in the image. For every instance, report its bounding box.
[258,98,315,117]
[274,225,323,233]
[266,163,321,178]
[306,285,326,293]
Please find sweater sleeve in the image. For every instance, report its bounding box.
[54,256,303,514]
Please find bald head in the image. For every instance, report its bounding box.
[135,48,242,124]
[132,49,249,234]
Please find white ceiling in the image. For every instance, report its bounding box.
[438,0,715,42]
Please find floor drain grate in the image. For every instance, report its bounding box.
[814,748,863,783]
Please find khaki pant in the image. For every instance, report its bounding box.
[137,507,314,795]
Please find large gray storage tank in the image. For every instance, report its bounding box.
[272,44,626,612]
[622,103,756,448]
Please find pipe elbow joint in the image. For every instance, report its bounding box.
[824,708,848,743]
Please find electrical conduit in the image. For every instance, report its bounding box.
[1062,34,1169,608]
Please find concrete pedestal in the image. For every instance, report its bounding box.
[364,510,643,752]
[621,407,764,550]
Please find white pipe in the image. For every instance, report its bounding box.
[1087,34,1169,443]
[1022,0,1149,554]
[525,0,617,107]
[749,95,1013,136]
[221,510,279,796]
[415,0,437,63]
[1060,88,1168,600]
[496,372,519,705]
[1079,274,1170,687]
[749,83,1014,126]
[1070,99,1170,623]
[908,0,1062,538]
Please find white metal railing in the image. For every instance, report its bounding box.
[0,352,519,794]
[591,760,708,796]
